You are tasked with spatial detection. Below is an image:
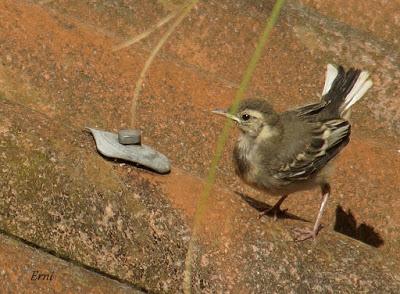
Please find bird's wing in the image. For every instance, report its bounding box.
[274,119,350,182]
[292,102,326,118]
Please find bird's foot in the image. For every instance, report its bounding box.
[258,205,288,221]
[292,225,323,242]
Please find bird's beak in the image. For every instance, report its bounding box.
[211,109,240,122]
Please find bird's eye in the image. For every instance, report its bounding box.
[242,114,250,121]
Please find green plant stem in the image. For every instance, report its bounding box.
[182,0,286,293]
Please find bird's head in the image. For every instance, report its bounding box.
[212,99,280,138]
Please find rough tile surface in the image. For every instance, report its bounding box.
[0,0,399,292]
[0,233,142,293]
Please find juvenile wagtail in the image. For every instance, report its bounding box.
[212,64,373,241]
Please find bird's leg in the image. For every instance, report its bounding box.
[259,194,289,221]
[293,183,330,241]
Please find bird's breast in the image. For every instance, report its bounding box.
[233,135,259,186]
[233,134,287,194]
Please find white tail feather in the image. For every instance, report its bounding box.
[340,71,373,115]
[322,64,338,96]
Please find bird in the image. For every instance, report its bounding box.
[212,64,373,241]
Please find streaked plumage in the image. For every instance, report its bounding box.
[212,64,373,241]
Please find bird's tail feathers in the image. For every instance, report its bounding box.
[341,70,373,114]
[322,64,373,117]
[322,64,339,96]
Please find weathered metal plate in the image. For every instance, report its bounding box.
[87,128,170,174]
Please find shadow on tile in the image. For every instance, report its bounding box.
[334,205,384,248]
[235,191,309,223]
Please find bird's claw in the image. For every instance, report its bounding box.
[292,225,323,242]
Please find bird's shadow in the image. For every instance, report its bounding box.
[235,191,309,223]
[235,192,384,247]
[333,205,384,248]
